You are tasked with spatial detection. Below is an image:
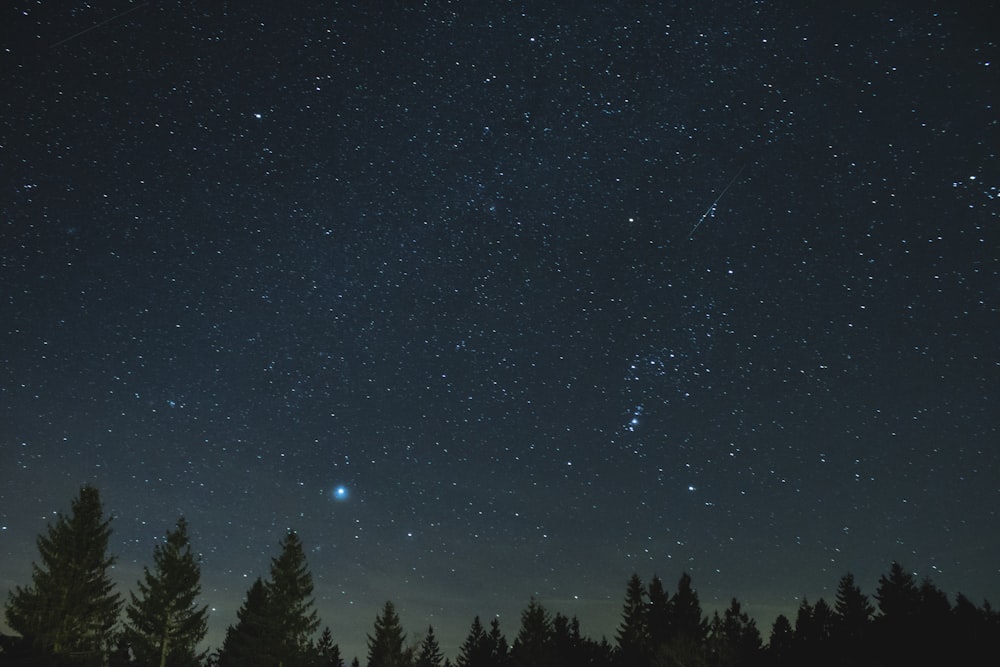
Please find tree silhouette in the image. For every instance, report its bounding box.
[218,577,272,667]
[484,617,509,667]
[267,531,322,664]
[646,574,670,656]
[455,616,487,667]
[661,572,707,666]
[124,517,208,667]
[315,626,344,667]
[415,626,444,667]
[615,574,648,667]
[366,600,411,667]
[707,597,762,667]
[4,484,122,666]
[510,598,552,667]
[831,572,873,665]
[766,614,794,666]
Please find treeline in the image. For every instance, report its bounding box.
[2,485,998,667]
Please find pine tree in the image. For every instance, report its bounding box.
[455,616,487,667]
[615,573,648,667]
[766,614,794,666]
[832,571,873,656]
[218,578,272,667]
[4,484,123,666]
[714,597,761,666]
[874,561,919,620]
[315,627,344,667]
[484,617,509,667]
[646,575,670,654]
[661,572,706,667]
[510,597,552,667]
[367,600,411,667]
[414,626,444,667]
[125,517,209,667]
[266,530,321,664]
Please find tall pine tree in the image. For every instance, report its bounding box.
[218,578,272,667]
[124,517,209,667]
[366,600,411,667]
[615,574,649,667]
[4,484,122,666]
[219,531,321,667]
[266,530,321,664]
[414,626,444,667]
[314,627,344,667]
[455,616,487,667]
[510,597,552,667]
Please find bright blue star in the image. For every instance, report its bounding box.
[332,485,349,501]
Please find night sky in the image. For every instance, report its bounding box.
[2,1,997,662]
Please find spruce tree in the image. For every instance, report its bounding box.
[455,616,486,667]
[646,575,670,654]
[662,572,706,666]
[510,597,552,667]
[218,578,272,667]
[832,572,873,651]
[266,530,321,664]
[124,517,209,667]
[4,484,122,666]
[484,617,508,667]
[414,625,444,667]
[366,600,411,667]
[616,573,649,666]
[315,627,344,667]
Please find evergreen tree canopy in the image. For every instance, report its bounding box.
[415,625,444,667]
[218,577,272,667]
[4,484,122,666]
[832,572,873,644]
[767,614,794,664]
[615,574,649,667]
[510,597,552,667]
[315,626,344,667]
[874,561,920,620]
[485,617,509,667]
[125,517,209,667]
[657,572,707,667]
[455,616,487,667]
[366,600,411,667]
[646,574,670,651]
[267,530,321,661]
[218,531,321,667]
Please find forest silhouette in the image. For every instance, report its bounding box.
[2,485,997,666]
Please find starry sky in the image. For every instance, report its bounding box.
[1,1,997,662]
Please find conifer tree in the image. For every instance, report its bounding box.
[315,627,344,667]
[124,517,209,667]
[266,530,321,664]
[4,484,122,666]
[455,616,487,667]
[646,575,670,653]
[661,572,706,666]
[832,572,873,648]
[218,577,272,667]
[615,573,649,667]
[710,597,761,666]
[874,561,919,620]
[367,600,411,667]
[484,617,509,667]
[767,614,794,665]
[414,625,444,667]
[510,597,552,667]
